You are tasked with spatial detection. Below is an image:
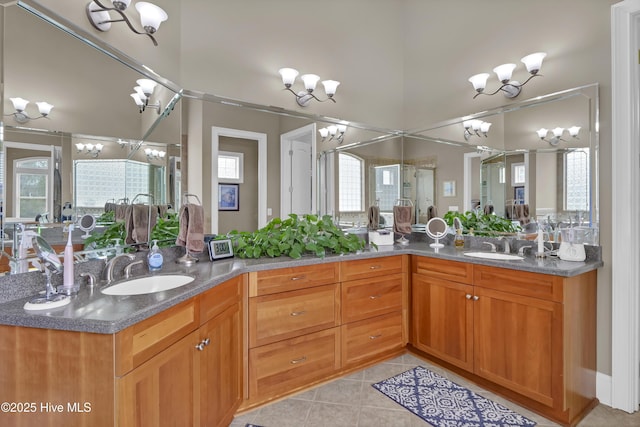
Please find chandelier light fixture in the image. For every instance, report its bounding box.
[468,52,546,99]
[86,0,168,46]
[318,124,347,143]
[278,68,340,107]
[536,126,580,146]
[130,78,161,114]
[75,142,104,157]
[5,97,53,123]
[463,119,491,140]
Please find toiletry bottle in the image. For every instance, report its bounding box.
[63,224,75,291]
[147,240,163,271]
[454,228,464,249]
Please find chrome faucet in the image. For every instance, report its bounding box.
[103,253,136,284]
[499,237,512,254]
[482,242,497,252]
[518,245,535,256]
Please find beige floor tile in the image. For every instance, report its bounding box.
[305,402,361,427]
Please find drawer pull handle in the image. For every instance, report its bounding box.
[369,334,382,340]
[195,338,210,351]
[290,356,307,364]
[369,295,382,300]
[465,294,472,300]
[291,275,306,281]
[473,296,480,301]
[369,265,382,270]
[290,310,307,317]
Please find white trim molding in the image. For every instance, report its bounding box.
[611,0,640,413]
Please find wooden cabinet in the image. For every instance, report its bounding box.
[411,256,597,426]
[116,275,243,427]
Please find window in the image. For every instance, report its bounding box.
[374,164,400,211]
[14,157,49,220]
[511,162,526,186]
[498,166,505,184]
[218,151,244,183]
[564,149,589,211]
[339,153,364,212]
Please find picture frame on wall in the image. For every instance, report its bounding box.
[514,186,525,204]
[218,183,239,211]
[443,180,456,197]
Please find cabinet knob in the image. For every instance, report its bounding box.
[291,275,306,281]
[369,334,382,340]
[369,265,382,270]
[465,294,472,299]
[290,356,307,365]
[290,310,306,317]
[473,296,480,301]
[369,294,382,300]
[195,338,211,351]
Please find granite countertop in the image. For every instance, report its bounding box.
[0,239,603,335]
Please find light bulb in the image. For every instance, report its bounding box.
[300,74,320,92]
[10,97,29,112]
[136,79,157,97]
[279,68,299,87]
[536,128,548,139]
[468,73,489,92]
[135,2,168,34]
[552,127,564,137]
[493,63,517,83]
[322,80,340,97]
[35,102,54,116]
[521,52,546,75]
[568,126,581,137]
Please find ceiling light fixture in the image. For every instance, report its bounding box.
[5,97,54,124]
[468,52,546,99]
[86,0,168,46]
[130,78,162,114]
[279,68,340,107]
[75,142,104,157]
[318,124,347,143]
[463,119,492,140]
[536,126,580,146]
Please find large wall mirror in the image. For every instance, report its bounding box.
[1,3,182,225]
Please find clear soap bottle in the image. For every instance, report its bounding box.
[454,228,465,249]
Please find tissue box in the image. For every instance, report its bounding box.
[368,230,394,246]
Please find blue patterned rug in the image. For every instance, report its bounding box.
[372,366,537,427]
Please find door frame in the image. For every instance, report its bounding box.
[211,127,267,235]
[611,0,640,413]
[280,123,316,217]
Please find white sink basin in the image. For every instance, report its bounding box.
[463,252,524,261]
[102,275,195,296]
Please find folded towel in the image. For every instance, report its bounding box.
[393,205,413,234]
[131,204,157,245]
[367,205,380,230]
[156,204,169,220]
[427,205,438,221]
[115,204,128,222]
[176,203,205,253]
[124,205,135,245]
[104,202,116,213]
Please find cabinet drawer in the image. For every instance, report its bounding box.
[340,255,404,282]
[249,283,340,348]
[412,255,473,284]
[249,327,340,399]
[341,312,403,366]
[115,299,199,376]
[474,265,563,302]
[341,273,403,323]
[200,275,243,324]
[249,263,339,296]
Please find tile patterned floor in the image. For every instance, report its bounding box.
[231,353,640,427]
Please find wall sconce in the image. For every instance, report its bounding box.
[145,148,166,160]
[536,126,580,146]
[279,68,340,107]
[318,124,347,143]
[5,97,53,123]
[468,52,546,99]
[86,1,168,46]
[76,143,104,157]
[130,78,161,114]
[463,119,491,140]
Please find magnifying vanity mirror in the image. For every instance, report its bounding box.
[426,217,447,248]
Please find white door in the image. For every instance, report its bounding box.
[281,124,316,217]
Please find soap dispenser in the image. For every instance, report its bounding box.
[147,240,163,271]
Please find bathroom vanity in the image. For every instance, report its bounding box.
[0,245,600,427]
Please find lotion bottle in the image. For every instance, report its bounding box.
[147,240,163,271]
[63,224,75,290]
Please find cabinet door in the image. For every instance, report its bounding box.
[199,302,243,427]
[411,273,474,371]
[473,286,562,408]
[116,330,198,427]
